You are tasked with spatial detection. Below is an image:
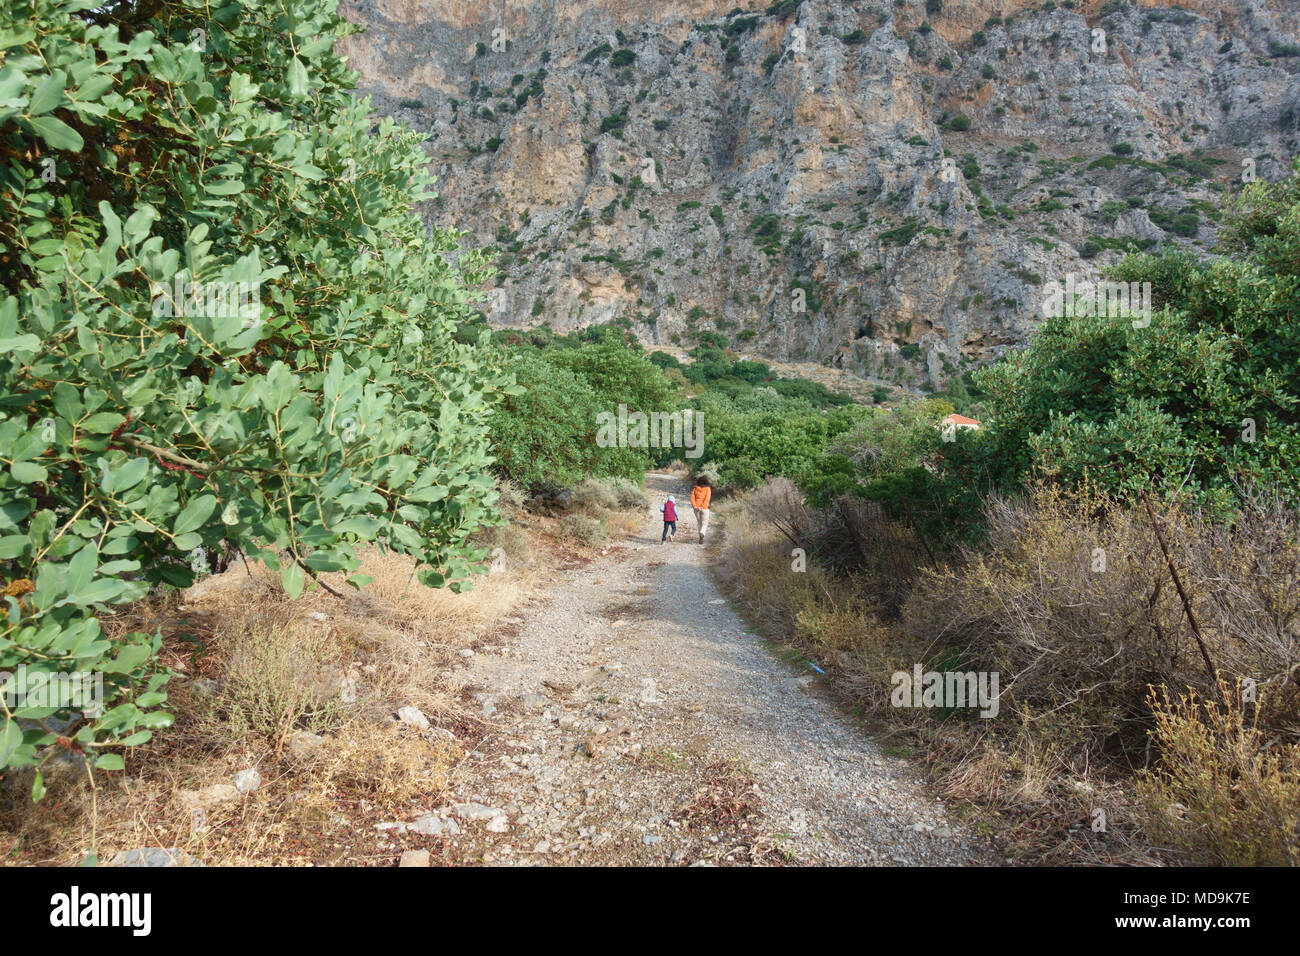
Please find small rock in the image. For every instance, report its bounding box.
[399,849,430,867]
[642,834,661,846]
[307,611,328,623]
[557,714,579,731]
[458,648,475,659]
[233,769,260,793]
[639,678,658,704]
[110,848,204,867]
[520,693,548,712]
[453,802,503,822]
[397,705,429,730]
[408,815,444,836]
[486,815,509,833]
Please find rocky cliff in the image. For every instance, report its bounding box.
[338,0,1300,390]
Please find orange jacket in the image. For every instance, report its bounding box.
[690,485,711,510]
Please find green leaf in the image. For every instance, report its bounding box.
[94,753,125,771]
[27,114,83,151]
[27,70,66,116]
[287,57,308,96]
[282,561,304,599]
[11,461,47,483]
[174,494,217,535]
[0,720,22,767]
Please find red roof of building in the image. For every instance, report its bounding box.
[943,413,981,427]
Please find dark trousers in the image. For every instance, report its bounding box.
[662,520,676,541]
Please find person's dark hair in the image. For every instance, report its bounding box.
[694,475,710,487]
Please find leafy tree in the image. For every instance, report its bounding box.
[967,160,1300,511]
[489,352,639,490]
[544,339,678,416]
[0,0,509,785]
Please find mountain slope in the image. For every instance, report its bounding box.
[340,0,1300,390]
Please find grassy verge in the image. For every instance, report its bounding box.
[0,478,648,866]
[710,480,1300,865]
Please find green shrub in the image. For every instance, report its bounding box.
[968,163,1300,509]
[489,353,638,491]
[0,0,510,785]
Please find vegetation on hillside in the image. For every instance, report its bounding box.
[715,161,1300,865]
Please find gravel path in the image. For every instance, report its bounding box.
[426,473,993,866]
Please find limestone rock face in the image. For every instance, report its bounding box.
[340,0,1300,389]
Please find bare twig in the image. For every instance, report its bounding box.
[1141,490,1221,697]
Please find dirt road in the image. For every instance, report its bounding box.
[420,473,991,865]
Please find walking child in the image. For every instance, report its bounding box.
[660,494,678,543]
[690,475,711,544]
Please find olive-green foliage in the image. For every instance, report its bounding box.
[0,0,509,782]
[697,396,868,491]
[970,160,1300,511]
[489,351,641,491]
[544,338,677,417]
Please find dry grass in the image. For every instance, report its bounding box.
[1137,685,1300,866]
[0,533,536,866]
[0,467,656,866]
[712,478,1300,865]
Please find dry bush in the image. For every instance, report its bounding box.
[472,520,532,569]
[812,496,933,616]
[214,614,351,743]
[605,477,649,510]
[905,485,1300,761]
[494,476,527,515]
[557,513,608,548]
[714,478,1300,863]
[0,536,536,864]
[567,476,647,514]
[305,719,459,812]
[714,488,900,710]
[1137,686,1300,866]
[570,477,622,513]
